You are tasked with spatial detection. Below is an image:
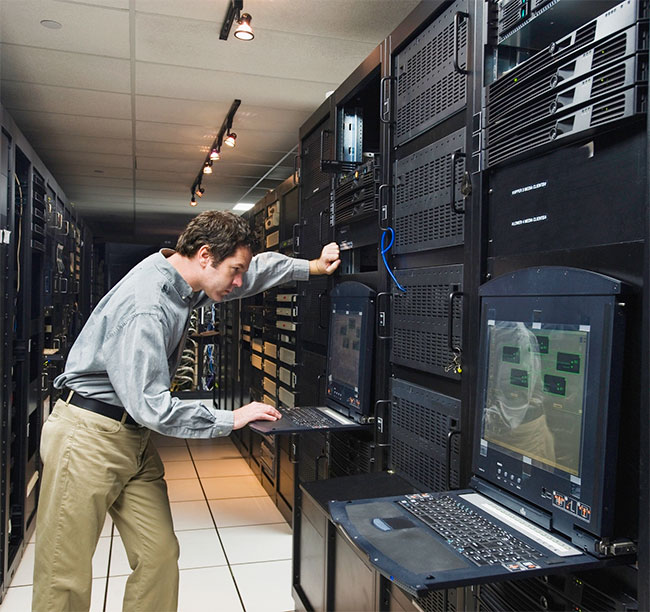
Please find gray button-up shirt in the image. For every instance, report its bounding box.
[54,249,310,438]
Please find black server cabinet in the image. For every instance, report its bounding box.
[471,0,648,607]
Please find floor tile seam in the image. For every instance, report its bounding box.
[217,521,290,532]
[188,437,248,611]
[206,495,272,502]
[105,561,230,579]
[229,558,293,567]
[214,521,291,529]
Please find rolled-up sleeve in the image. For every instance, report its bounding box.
[102,311,233,438]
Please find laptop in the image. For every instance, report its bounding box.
[249,281,375,435]
[329,267,636,595]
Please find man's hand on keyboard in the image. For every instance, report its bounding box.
[234,402,282,430]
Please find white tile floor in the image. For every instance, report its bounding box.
[0,434,295,612]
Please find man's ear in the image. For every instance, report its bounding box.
[197,245,212,268]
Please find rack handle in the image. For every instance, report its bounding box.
[318,209,326,245]
[448,288,463,353]
[290,434,299,464]
[292,223,300,255]
[379,76,395,124]
[293,153,300,183]
[376,291,392,340]
[446,428,462,490]
[290,294,298,324]
[319,129,331,169]
[450,151,467,215]
[378,184,393,231]
[453,12,470,75]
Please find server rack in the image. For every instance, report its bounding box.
[230,175,304,523]
[287,0,647,610]
[0,110,95,602]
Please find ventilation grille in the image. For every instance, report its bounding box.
[391,379,461,492]
[396,72,467,145]
[297,431,328,482]
[391,266,463,378]
[477,581,541,611]
[334,198,377,225]
[592,31,629,69]
[415,589,458,612]
[487,26,642,126]
[329,433,373,477]
[591,62,629,97]
[498,0,527,36]
[590,92,628,125]
[394,128,465,253]
[395,0,467,145]
[301,123,331,197]
[488,19,600,104]
[486,86,644,167]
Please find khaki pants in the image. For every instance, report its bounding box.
[33,397,180,612]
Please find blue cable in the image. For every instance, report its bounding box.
[381,227,406,292]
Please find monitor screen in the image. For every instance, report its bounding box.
[325,281,375,420]
[329,311,362,389]
[481,321,588,477]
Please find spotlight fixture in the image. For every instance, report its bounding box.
[219,0,254,41]
[234,13,254,40]
[189,99,241,204]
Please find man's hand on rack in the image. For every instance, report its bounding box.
[309,242,341,276]
[233,402,282,430]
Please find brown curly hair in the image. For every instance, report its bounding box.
[175,211,256,265]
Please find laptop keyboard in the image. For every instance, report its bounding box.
[277,406,341,429]
[398,494,547,569]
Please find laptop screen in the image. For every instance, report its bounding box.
[329,311,363,388]
[326,282,375,421]
[482,321,588,479]
[473,269,626,542]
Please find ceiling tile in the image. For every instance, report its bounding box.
[135,140,289,166]
[2,81,131,119]
[0,44,131,92]
[57,175,133,188]
[135,96,311,133]
[135,0,225,22]
[1,0,130,58]
[135,13,375,84]
[56,0,130,9]
[135,63,336,111]
[26,134,133,155]
[135,122,297,152]
[243,0,421,43]
[13,110,132,139]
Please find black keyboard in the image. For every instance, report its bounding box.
[278,406,341,429]
[398,494,546,568]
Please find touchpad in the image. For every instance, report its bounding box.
[346,502,470,574]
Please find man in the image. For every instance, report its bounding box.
[33,210,340,611]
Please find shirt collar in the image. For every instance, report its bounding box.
[155,249,196,302]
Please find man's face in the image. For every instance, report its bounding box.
[200,245,252,301]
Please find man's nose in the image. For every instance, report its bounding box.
[232,274,243,288]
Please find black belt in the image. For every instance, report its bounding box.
[67,390,138,426]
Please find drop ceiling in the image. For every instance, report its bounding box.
[0,0,419,243]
